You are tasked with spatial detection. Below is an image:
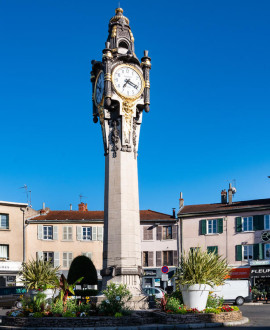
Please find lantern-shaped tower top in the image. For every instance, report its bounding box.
[106,7,135,55]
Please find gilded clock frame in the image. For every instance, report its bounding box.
[94,70,105,107]
[111,63,145,100]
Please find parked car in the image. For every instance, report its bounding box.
[142,287,166,299]
[0,286,27,308]
[219,280,252,305]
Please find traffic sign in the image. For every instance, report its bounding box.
[161,266,169,274]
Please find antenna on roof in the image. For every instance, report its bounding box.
[79,194,87,203]
[19,184,32,206]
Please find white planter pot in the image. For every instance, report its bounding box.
[211,285,222,297]
[180,284,211,311]
[43,289,55,300]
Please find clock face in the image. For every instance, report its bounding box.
[112,64,144,99]
[94,71,104,106]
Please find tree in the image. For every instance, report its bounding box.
[67,255,97,286]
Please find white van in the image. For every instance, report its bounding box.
[219,280,252,305]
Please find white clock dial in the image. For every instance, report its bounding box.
[94,71,104,106]
[112,65,144,99]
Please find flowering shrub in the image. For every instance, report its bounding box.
[99,283,132,316]
[165,297,181,313]
[219,305,235,312]
[206,293,224,308]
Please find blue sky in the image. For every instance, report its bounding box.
[1,0,270,213]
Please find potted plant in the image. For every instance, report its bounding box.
[176,248,230,311]
[19,259,60,299]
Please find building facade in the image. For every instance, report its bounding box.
[0,201,28,286]
[25,204,178,290]
[178,186,270,291]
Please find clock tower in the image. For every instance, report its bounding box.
[91,8,151,294]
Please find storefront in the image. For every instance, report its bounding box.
[0,261,22,286]
[142,267,177,293]
[250,260,270,299]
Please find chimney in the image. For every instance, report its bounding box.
[70,204,72,211]
[78,202,88,212]
[172,208,176,218]
[40,202,46,215]
[221,189,227,204]
[179,192,184,210]
[228,183,233,205]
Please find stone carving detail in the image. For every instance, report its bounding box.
[132,119,137,159]
[111,120,119,158]
[122,99,135,145]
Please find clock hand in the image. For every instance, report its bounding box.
[127,80,138,89]
[123,79,130,89]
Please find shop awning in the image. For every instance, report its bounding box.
[226,267,250,279]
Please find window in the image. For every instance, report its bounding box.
[143,251,149,267]
[207,246,218,255]
[265,244,270,259]
[43,251,54,264]
[82,227,92,241]
[162,226,172,240]
[243,217,253,232]
[63,226,73,240]
[0,214,9,229]
[265,215,270,230]
[163,251,173,266]
[0,245,9,259]
[63,252,73,268]
[243,245,253,261]
[43,226,53,240]
[207,219,217,234]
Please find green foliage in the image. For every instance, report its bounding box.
[19,259,60,290]
[165,297,181,313]
[231,306,239,311]
[176,248,230,286]
[204,307,221,314]
[67,256,97,286]
[169,290,183,304]
[114,312,123,318]
[99,283,132,315]
[206,293,224,308]
[21,291,47,313]
[56,274,83,305]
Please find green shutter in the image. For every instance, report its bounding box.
[253,244,263,260]
[236,217,242,232]
[207,246,218,255]
[253,215,264,231]
[218,218,223,234]
[236,245,242,261]
[201,220,206,235]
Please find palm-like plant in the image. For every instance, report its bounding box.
[176,248,231,287]
[56,274,83,307]
[19,259,60,291]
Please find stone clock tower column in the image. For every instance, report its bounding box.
[91,8,151,295]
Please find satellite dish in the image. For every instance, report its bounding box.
[232,187,237,194]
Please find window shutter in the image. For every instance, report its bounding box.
[173,250,178,266]
[92,227,97,240]
[207,246,218,255]
[148,227,153,240]
[68,227,73,240]
[68,253,73,266]
[86,252,92,259]
[97,227,103,241]
[172,225,177,240]
[148,251,154,267]
[157,226,162,240]
[253,215,264,231]
[200,220,206,235]
[236,217,242,232]
[63,227,67,240]
[63,252,67,268]
[253,244,263,260]
[54,252,60,267]
[218,218,223,234]
[38,225,43,239]
[36,251,43,260]
[53,226,58,240]
[236,245,242,261]
[76,226,82,240]
[156,251,162,266]
[6,215,9,229]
